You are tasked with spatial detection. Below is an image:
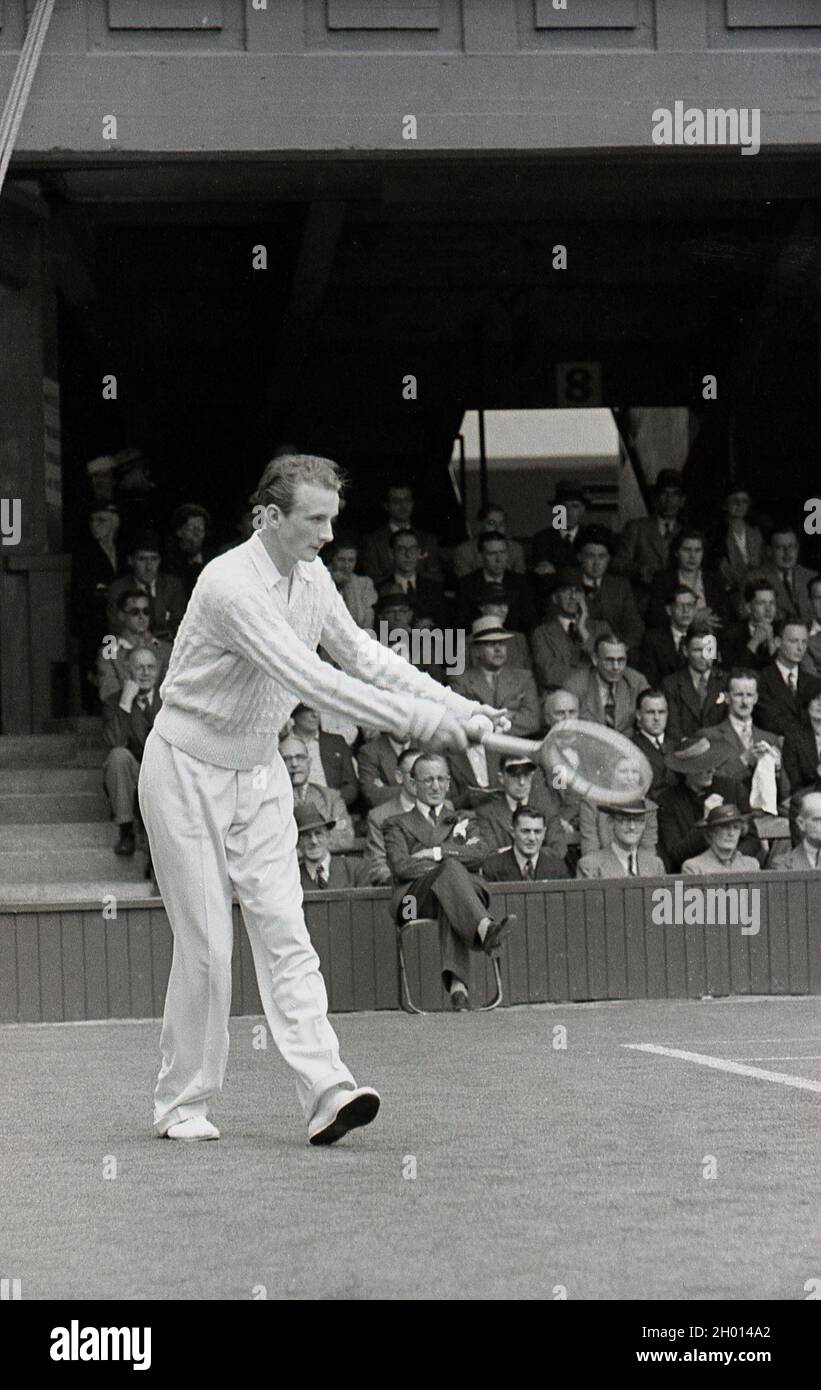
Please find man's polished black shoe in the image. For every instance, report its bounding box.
[450,988,470,1011]
[482,913,517,955]
[114,826,136,856]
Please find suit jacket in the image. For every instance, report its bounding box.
[657,778,756,873]
[647,568,730,630]
[365,793,451,883]
[456,570,537,633]
[357,734,408,807]
[715,522,764,591]
[719,621,777,673]
[482,845,569,882]
[630,730,679,799]
[106,572,188,640]
[312,730,359,808]
[565,666,649,734]
[361,525,442,585]
[70,538,124,643]
[782,726,821,793]
[453,536,525,577]
[682,848,761,875]
[636,626,686,687]
[758,563,818,626]
[581,575,644,654]
[292,783,354,852]
[103,690,162,760]
[802,629,821,679]
[529,526,580,572]
[448,665,541,738]
[661,667,727,744]
[703,718,786,791]
[444,745,503,810]
[614,516,679,586]
[576,847,666,879]
[530,616,608,692]
[475,792,567,861]
[384,806,489,916]
[754,664,821,739]
[300,856,371,891]
[377,575,450,626]
[339,572,378,629]
[773,841,821,871]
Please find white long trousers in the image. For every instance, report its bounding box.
[138,729,355,1133]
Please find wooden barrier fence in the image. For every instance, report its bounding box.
[1,872,819,1023]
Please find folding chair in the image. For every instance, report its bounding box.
[396,917,503,1014]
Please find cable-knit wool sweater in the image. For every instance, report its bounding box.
[154,532,481,770]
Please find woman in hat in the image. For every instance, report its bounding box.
[682,804,761,874]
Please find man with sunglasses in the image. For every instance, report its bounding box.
[96,589,172,704]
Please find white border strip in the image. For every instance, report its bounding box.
[623,1043,821,1094]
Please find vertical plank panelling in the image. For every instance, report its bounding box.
[419,918,446,1011]
[38,913,64,1021]
[306,900,332,1005]
[105,920,130,1017]
[372,902,400,1009]
[747,880,772,993]
[60,912,86,1021]
[663,922,687,998]
[327,896,355,1012]
[785,879,808,992]
[683,922,707,998]
[524,890,548,1003]
[350,901,377,1011]
[506,888,532,1004]
[545,885,569,1000]
[15,917,41,1021]
[802,878,821,993]
[564,890,588,1000]
[624,887,648,997]
[728,913,751,994]
[83,909,108,1018]
[127,909,155,1017]
[583,888,608,998]
[0,915,18,1023]
[644,890,667,996]
[151,910,173,1017]
[765,878,789,993]
[603,886,627,999]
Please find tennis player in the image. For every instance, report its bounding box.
[139,453,505,1146]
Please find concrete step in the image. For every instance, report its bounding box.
[0,847,148,885]
[0,734,106,769]
[1,880,159,905]
[0,768,103,794]
[0,792,109,824]
[0,822,123,850]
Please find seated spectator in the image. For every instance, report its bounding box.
[755,620,821,738]
[712,486,764,594]
[279,734,354,850]
[106,529,187,640]
[439,737,503,811]
[720,578,779,670]
[682,804,761,875]
[378,528,448,625]
[576,798,665,878]
[565,634,648,734]
[475,752,567,861]
[613,469,686,603]
[530,481,587,577]
[449,616,540,737]
[783,690,821,794]
[773,789,821,869]
[702,670,786,798]
[362,483,442,584]
[163,503,213,597]
[531,566,610,692]
[102,646,161,862]
[96,590,172,704]
[456,531,536,633]
[290,703,359,808]
[631,689,678,800]
[468,586,532,671]
[657,736,758,872]
[539,688,585,849]
[759,525,818,626]
[372,589,446,683]
[70,500,125,712]
[452,501,526,578]
[661,626,727,744]
[358,730,414,808]
[483,807,570,882]
[295,804,372,889]
[383,752,514,1012]
[324,535,377,630]
[637,582,696,684]
[801,575,821,678]
[574,524,644,659]
[579,755,659,857]
[647,529,730,631]
[364,747,429,885]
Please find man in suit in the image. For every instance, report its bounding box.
[636,583,697,685]
[566,635,648,734]
[631,689,678,800]
[483,806,570,882]
[323,536,377,630]
[574,524,644,657]
[384,752,515,1011]
[467,586,532,671]
[613,469,686,600]
[361,483,442,584]
[378,528,448,626]
[773,789,821,869]
[782,689,821,793]
[456,532,537,633]
[531,566,611,692]
[449,616,541,737]
[103,645,162,858]
[453,502,526,578]
[755,621,821,738]
[682,804,761,875]
[801,575,821,678]
[364,747,428,885]
[357,731,413,808]
[295,804,372,889]
[720,578,779,671]
[442,741,503,810]
[71,501,124,712]
[106,529,188,640]
[475,752,568,861]
[702,670,786,797]
[279,734,355,851]
[759,525,818,626]
[661,626,727,744]
[646,529,730,631]
[657,736,758,872]
[96,589,172,704]
[576,798,665,878]
[530,481,587,576]
[291,703,359,808]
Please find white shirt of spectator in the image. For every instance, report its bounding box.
[775,660,798,689]
[728,714,754,750]
[609,841,638,875]
[513,847,538,877]
[305,853,333,883]
[301,731,327,788]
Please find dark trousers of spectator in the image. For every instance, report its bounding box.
[104,746,140,823]
[402,858,489,991]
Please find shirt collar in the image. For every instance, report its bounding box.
[776,659,796,683]
[306,853,332,881]
[248,532,318,593]
[513,847,535,874]
[610,841,633,871]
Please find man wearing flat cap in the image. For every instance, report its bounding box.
[576,798,666,878]
[449,616,540,738]
[475,750,568,862]
[682,804,760,875]
[657,735,759,872]
[295,803,372,889]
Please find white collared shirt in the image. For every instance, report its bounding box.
[300,731,327,787]
[610,841,638,874]
[513,847,538,876]
[305,853,333,884]
[466,742,489,786]
[728,715,754,749]
[776,660,798,688]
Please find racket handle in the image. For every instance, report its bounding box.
[477,731,543,760]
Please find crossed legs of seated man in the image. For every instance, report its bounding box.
[409,858,513,1011]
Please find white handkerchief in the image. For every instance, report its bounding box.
[750,750,778,816]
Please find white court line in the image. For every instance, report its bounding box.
[733,1055,821,1063]
[623,1043,821,1094]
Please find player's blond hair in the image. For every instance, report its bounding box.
[250,453,348,516]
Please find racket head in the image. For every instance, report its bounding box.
[541,718,653,805]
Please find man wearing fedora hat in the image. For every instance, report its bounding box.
[530,481,588,577]
[657,735,759,872]
[682,804,761,875]
[576,799,665,878]
[294,803,372,889]
[530,565,610,692]
[449,616,540,737]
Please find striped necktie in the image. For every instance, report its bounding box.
[315,864,328,889]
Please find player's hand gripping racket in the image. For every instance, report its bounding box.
[467,717,653,806]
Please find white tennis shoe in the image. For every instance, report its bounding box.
[164,1116,221,1141]
[308,1085,380,1146]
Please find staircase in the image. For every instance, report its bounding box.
[0,721,154,905]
